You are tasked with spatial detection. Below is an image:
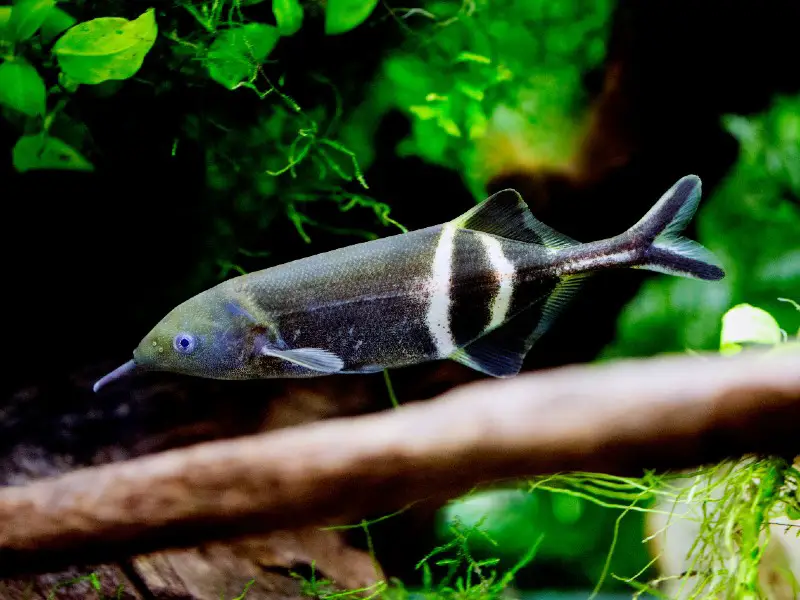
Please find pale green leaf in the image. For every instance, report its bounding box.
[39,6,76,44]
[408,105,437,120]
[12,134,94,172]
[272,0,303,36]
[456,81,485,101]
[324,0,379,35]
[0,59,46,117]
[53,8,158,85]
[455,51,491,65]
[0,6,12,42]
[7,0,55,42]
[720,303,783,355]
[206,23,280,90]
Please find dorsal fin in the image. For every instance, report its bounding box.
[450,274,589,377]
[452,189,580,249]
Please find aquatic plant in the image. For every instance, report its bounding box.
[0,0,401,293]
[339,0,614,200]
[0,2,157,171]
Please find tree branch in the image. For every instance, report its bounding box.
[0,350,798,578]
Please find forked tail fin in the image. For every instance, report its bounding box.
[628,175,725,281]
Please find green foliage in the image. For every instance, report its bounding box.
[39,7,75,44]
[340,0,613,199]
[206,22,280,89]
[272,0,303,36]
[0,6,11,39]
[7,0,55,42]
[660,457,800,599]
[53,8,158,85]
[324,0,380,35]
[0,58,45,116]
[177,52,406,278]
[439,483,654,594]
[0,4,159,173]
[12,132,93,171]
[604,93,800,359]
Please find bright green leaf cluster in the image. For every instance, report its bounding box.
[53,8,158,85]
[340,0,613,200]
[197,0,378,91]
[0,5,158,173]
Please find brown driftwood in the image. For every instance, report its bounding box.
[0,529,383,600]
[0,349,797,582]
[0,371,391,599]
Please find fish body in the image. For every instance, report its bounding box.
[94,175,724,392]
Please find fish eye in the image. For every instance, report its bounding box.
[173,333,196,354]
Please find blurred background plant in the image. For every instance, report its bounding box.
[2,0,799,597]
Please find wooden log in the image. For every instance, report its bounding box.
[0,349,796,581]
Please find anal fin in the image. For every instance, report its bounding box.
[450,274,589,377]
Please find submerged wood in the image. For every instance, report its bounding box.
[0,349,797,580]
[0,371,390,599]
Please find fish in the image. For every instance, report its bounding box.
[93,174,724,392]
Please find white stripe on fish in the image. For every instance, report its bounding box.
[426,223,457,356]
[477,232,517,330]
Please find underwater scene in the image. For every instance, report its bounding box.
[1,0,799,598]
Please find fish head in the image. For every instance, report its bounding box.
[93,287,256,392]
[136,291,250,375]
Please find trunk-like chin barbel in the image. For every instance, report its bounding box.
[93,359,139,393]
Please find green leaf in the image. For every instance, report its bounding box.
[0,6,12,42]
[0,59,46,117]
[52,8,158,85]
[206,23,280,90]
[12,134,94,172]
[272,0,303,36]
[324,0,379,35]
[39,6,76,44]
[7,0,55,42]
[720,303,783,355]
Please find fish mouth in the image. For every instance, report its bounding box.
[92,358,140,393]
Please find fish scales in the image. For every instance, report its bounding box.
[93,175,726,392]
[236,225,442,373]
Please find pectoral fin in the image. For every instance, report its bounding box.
[260,346,345,373]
